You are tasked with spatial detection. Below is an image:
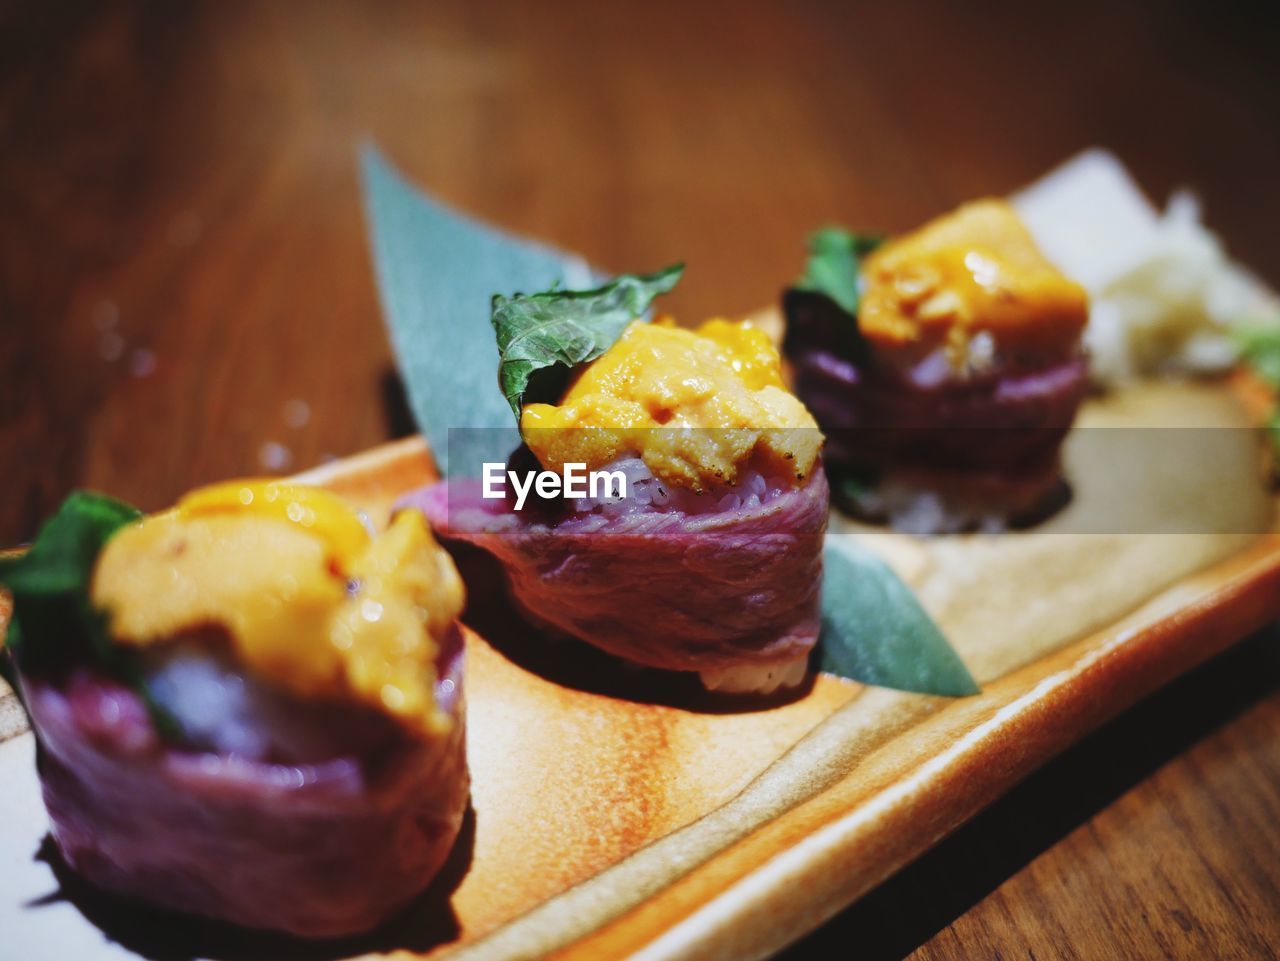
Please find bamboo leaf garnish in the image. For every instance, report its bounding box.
[492,264,684,422]
[818,541,979,697]
[360,146,578,477]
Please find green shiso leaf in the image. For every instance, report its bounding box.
[1267,409,1280,461]
[492,265,684,423]
[0,492,183,738]
[1233,322,1280,387]
[0,491,141,675]
[818,540,979,697]
[0,492,140,598]
[1232,320,1280,474]
[796,227,884,317]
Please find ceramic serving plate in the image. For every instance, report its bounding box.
[2,375,1279,961]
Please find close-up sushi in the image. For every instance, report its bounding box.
[402,269,829,695]
[782,200,1090,533]
[5,5,1280,960]
[0,481,468,939]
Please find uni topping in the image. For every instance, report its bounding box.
[522,317,821,491]
[859,199,1088,366]
[493,265,823,492]
[91,480,464,734]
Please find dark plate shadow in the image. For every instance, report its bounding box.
[379,368,417,440]
[829,468,1075,532]
[29,806,476,961]
[449,540,819,714]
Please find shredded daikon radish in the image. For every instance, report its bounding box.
[1012,149,1278,386]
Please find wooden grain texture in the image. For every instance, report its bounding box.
[1,2,1278,958]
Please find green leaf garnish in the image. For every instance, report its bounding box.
[818,541,979,697]
[1234,322,1280,387]
[361,147,571,477]
[492,264,684,422]
[1266,408,1280,459]
[1232,320,1280,475]
[0,491,145,693]
[0,492,140,601]
[796,227,884,317]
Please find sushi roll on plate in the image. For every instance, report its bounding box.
[782,200,1090,533]
[402,268,829,696]
[0,481,468,939]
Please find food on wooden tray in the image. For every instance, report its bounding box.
[402,267,829,695]
[1014,149,1280,386]
[782,200,1089,533]
[0,481,468,939]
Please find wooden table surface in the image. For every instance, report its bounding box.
[3,1,1278,958]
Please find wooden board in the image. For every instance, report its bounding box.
[2,381,1278,961]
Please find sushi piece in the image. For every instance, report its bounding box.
[403,268,828,695]
[0,482,468,939]
[782,200,1090,532]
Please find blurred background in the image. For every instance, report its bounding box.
[3,0,1278,538]
[2,2,1279,956]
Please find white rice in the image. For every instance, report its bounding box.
[567,456,787,519]
[698,654,810,695]
[144,643,342,761]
